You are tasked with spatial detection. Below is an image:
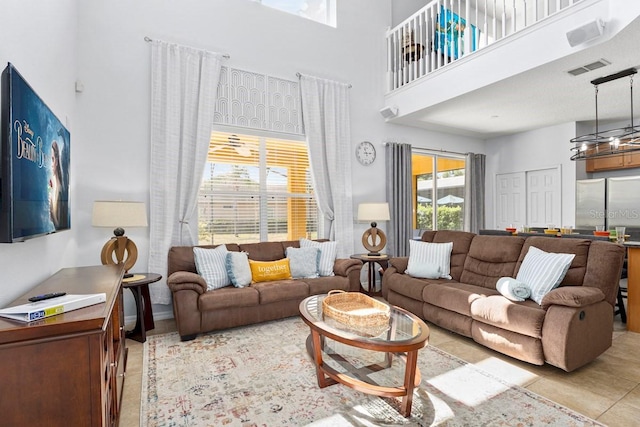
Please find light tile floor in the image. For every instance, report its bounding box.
[119,302,638,427]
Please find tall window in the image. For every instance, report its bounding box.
[198,131,317,244]
[257,0,337,27]
[413,152,466,231]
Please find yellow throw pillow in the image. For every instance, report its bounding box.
[249,259,292,283]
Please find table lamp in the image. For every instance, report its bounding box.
[358,203,390,256]
[92,201,148,273]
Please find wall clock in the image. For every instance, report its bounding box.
[356,141,376,166]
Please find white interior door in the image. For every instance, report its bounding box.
[527,167,561,228]
[495,172,526,229]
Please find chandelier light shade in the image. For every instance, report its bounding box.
[570,67,640,161]
[92,201,148,272]
[358,203,391,256]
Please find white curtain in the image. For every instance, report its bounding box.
[299,74,354,257]
[148,41,225,304]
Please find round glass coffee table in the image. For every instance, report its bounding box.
[299,294,429,417]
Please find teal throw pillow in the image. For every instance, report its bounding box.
[226,252,252,288]
[286,246,320,279]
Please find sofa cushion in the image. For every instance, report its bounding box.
[249,259,292,283]
[300,238,337,276]
[168,244,240,276]
[516,237,590,287]
[460,235,525,289]
[305,276,352,295]
[425,230,476,281]
[226,252,252,288]
[407,240,453,279]
[252,280,309,304]
[239,241,288,261]
[470,295,546,338]
[423,282,498,317]
[286,246,320,279]
[516,247,575,305]
[199,285,260,310]
[193,246,230,290]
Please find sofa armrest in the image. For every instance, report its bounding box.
[167,271,207,294]
[333,258,363,277]
[540,286,606,310]
[389,257,409,274]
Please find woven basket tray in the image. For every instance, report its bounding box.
[322,290,391,331]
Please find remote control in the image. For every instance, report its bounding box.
[123,273,134,278]
[28,292,67,302]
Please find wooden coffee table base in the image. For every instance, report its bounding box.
[305,330,421,417]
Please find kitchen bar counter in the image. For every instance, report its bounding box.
[624,242,640,332]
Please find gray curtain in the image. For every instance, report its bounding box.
[385,143,412,257]
[464,153,486,233]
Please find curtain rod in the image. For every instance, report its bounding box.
[384,143,468,156]
[144,36,230,58]
[296,72,352,88]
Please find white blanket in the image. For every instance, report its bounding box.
[496,277,531,302]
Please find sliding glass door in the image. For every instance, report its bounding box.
[413,152,466,231]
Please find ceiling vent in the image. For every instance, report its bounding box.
[568,59,611,77]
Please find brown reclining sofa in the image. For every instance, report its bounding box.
[382,230,625,372]
[166,240,362,341]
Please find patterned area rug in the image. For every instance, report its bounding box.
[141,317,603,426]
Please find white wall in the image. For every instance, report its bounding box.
[0,0,78,307]
[484,122,577,228]
[72,0,484,318]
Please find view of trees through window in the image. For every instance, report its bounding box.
[412,153,466,231]
[198,131,318,245]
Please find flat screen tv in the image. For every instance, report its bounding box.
[0,63,70,242]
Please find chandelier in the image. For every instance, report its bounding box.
[570,67,640,161]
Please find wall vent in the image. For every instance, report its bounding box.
[568,59,611,77]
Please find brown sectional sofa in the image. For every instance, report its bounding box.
[167,240,362,340]
[382,230,625,372]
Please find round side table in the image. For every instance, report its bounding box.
[122,273,161,343]
[350,254,389,296]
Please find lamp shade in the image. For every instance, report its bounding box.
[357,203,390,222]
[92,201,148,228]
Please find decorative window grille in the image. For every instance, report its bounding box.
[198,131,318,245]
[213,67,303,136]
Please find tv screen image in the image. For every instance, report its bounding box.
[1,63,70,242]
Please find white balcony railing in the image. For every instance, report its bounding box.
[387,0,584,92]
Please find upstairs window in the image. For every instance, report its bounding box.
[198,131,318,245]
[257,0,337,27]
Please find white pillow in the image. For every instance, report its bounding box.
[407,240,453,279]
[226,252,252,288]
[300,238,337,277]
[286,246,320,279]
[193,245,230,290]
[516,246,575,305]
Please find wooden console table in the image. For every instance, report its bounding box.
[0,265,126,426]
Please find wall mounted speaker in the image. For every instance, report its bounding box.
[379,105,398,119]
[566,19,604,47]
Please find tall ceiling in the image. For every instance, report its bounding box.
[391,16,640,139]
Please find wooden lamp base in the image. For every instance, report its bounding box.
[362,225,387,256]
[100,235,138,273]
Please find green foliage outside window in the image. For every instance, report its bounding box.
[417,204,463,231]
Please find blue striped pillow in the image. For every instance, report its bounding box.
[193,245,230,290]
[516,246,575,305]
[299,239,337,277]
[407,240,453,279]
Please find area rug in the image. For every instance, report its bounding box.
[141,317,603,426]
